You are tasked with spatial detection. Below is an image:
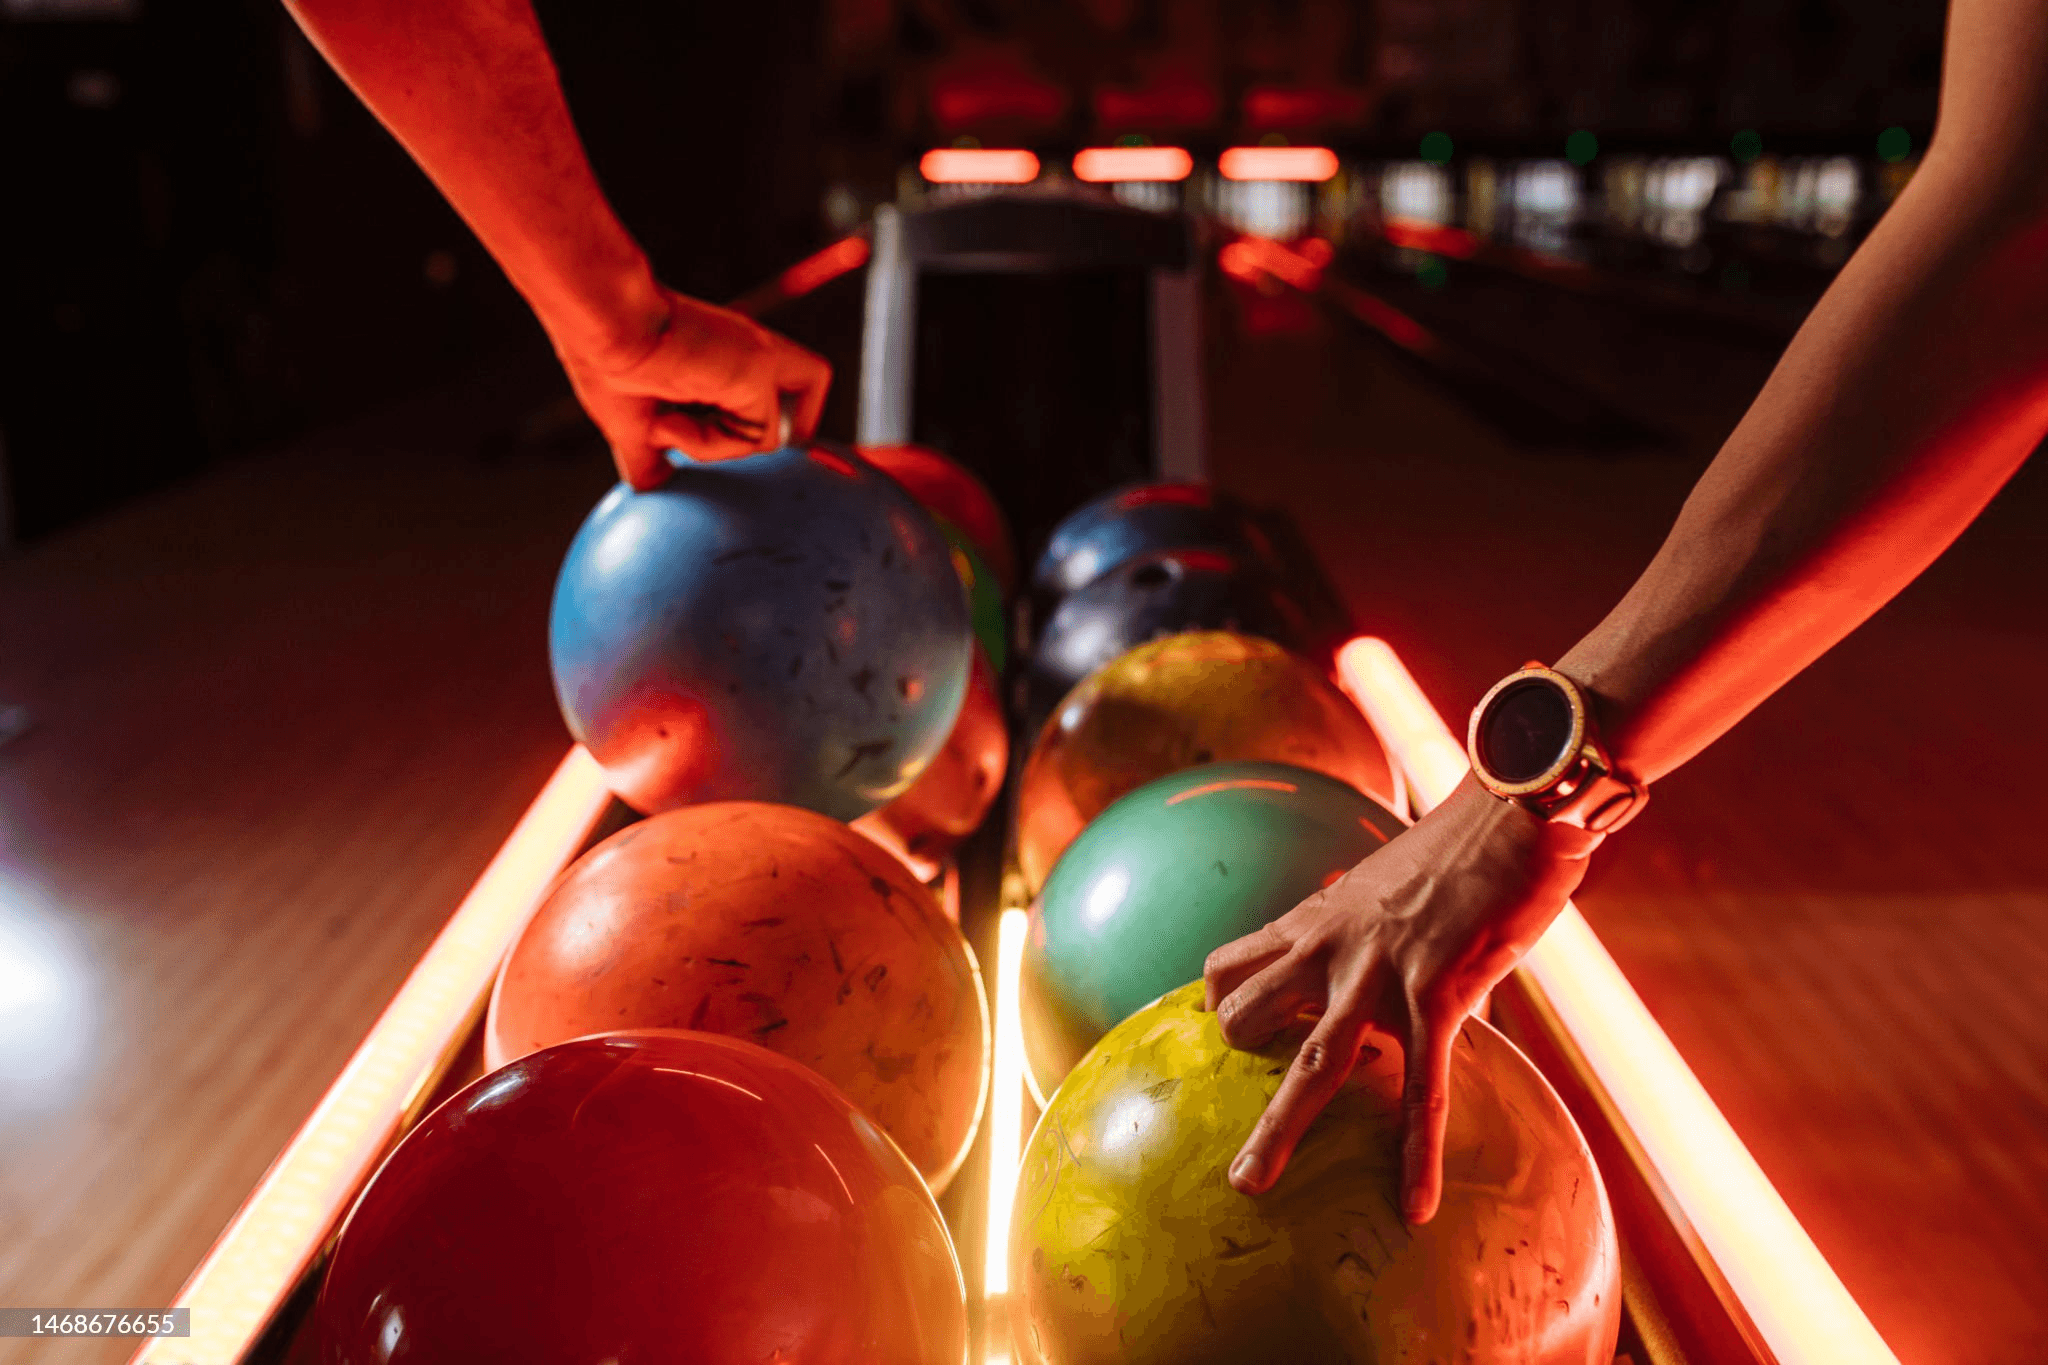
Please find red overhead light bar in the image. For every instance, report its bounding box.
[1219,146,1339,182]
[1072,146,1194,183]
[919,148,1041,184]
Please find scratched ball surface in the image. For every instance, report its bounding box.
[548,444,974,819]
[1025,762,1403,1104]
[318,1031,967,1365]
[1010,984,1620,1365]
[1015,631,1397,895]
[486,802,990,1191]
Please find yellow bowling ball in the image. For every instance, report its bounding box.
[1009,983,1619,1365]
[1014,631,1398,894]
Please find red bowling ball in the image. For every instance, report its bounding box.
[858,441,1018,593]
[315,1031,968,1365]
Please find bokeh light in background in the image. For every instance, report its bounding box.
[1877,125,1913,163]
[1565,129,1599,166]
[1419,131,1454,166]
[1730,128,1764,163]
[0,871,96,1119]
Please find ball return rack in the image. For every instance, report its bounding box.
[132,193,1897,1365]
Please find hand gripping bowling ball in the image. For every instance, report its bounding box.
[1009,984,1620,1365]
[1022,761,1402,1104]
[549,444,973,820]
[855,649,1009,884]
[1024,548,1307,730]
[858,442,1018,593]
[1031,482,1279,602]
[1016,631,1397,894]
[486,802,990,1191]
[317,1032,968,1365]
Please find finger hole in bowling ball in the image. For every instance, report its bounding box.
[1131,561,1177,590]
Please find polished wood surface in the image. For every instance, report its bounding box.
[1207,293,2048,1365]
[0,362,612,1364]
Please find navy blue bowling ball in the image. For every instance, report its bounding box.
[1024,547,1308,728]
[550,445,973,819]
[1031,482,1279,602]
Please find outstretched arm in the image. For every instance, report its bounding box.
[284,0,830,486]
[1205,0,2048,1223]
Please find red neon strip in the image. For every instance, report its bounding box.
[1382,216,1481,260]
[1218,146,1339,182]
[776,235,871,298]
[920,149,1041,184]
[1072,146,1194,183]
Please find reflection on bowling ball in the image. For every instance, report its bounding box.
[317,1032,968,1365]
[933,514,1008,674]
[1025,548,1307,728]
[549,444,972,820]
[1009,984,1620,1365]
[1032,482,1278,602]
[1024,761,1401,1103]
[1016,631,1396,893]
[855,649,1009,884]
[486,803,989,1191]
[858,442,1017,593]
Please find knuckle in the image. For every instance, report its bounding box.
[1295,1039,1337,1078]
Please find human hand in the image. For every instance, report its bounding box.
[555,287,832,489]
[1200,773,1596,1223]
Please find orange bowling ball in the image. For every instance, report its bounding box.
[486,803,990,1192]
[1015,631,1398,893]
[855,650,1009,883]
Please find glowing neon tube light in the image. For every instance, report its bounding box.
[921,149,1041,184]
[132,747,615,1365]
[1218,146,1339,182]
[982,907,1031,1301]
[1333,637,1898,1365]
[1072,146,1194,183]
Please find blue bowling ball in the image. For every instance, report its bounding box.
[550,444,973,819]
[1032,482,1279,602]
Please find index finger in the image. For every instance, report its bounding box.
[774,341,832,442]
[1226,999,1371,1195]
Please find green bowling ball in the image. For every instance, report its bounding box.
[1025,761,1403,1101]
[933,512,1007,675]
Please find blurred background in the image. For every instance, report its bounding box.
[0,0,1943,541]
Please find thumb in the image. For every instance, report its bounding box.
[1399,996,1459,1225]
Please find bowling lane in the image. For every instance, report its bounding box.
[0,360,614,1365]
[1208,284,2048,1364]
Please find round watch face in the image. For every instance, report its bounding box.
[1476,678,1575,785]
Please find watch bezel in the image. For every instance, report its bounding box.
[1468,665,1590,798]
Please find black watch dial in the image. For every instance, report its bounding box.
[1476,678,1575,784]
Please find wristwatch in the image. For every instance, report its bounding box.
[1467,664,1647,839]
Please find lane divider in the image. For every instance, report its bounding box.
[133,748,614,1365]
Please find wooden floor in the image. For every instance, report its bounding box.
[2,270,2043,1365]
[0,360,614,1365]
[1207,289,2048,1365]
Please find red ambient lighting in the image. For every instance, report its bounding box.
[1072,146,1194,183]
[920,148,1040,184]
[1218,146,1340,182]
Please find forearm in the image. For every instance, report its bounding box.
[284,0,664,362]
[1560,152,2048,782]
